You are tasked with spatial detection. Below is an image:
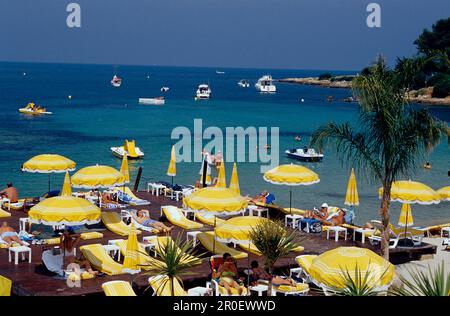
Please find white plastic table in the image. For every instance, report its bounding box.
[353,228,373,243]
[249,206,269,218]
[188,286,212,296]
[249,284,269,296]
[102,244,121,261]
[285,214,302,228]
[9,246,32,265]
[148,183,165,196]
[186,231,202,247]
[326,226,347,242]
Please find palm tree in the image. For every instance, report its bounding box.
[311,56,447,259]
[249,219,299,294]
[390,261,450,296]
[144,235,203,296]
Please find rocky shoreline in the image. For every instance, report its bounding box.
[278,77,450,106]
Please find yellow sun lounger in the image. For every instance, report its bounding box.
[239,242,304,256]
[115,240,165,270]
[155,236,202,265]
[0,275,12,296]
[0,209,11,218]
[195,213,226,227]
[295,255,318,275]
[101,212,142,236]
[102,280,136,296]
[162,206,203,230]
[79,244,124,275]
[148,275,187,296]
[197,232,247,259]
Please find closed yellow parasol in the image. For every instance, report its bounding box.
[344,168,359,206]
[120,155,130,184]
[398,203,414,227]
[122,223,141,274]
[216,162,227,188]
[229,163,240,195]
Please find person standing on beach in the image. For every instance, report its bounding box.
[0,183,18,203]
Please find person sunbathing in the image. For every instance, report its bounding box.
[322,208,347,226]
[215,253,243,295]
[0,182,18,203]
[246,190,270,204]
[132,210,173,233]
[60,230,98,276]
[250,260,298,287]
[304,203,329,221]
[0,222,25,247]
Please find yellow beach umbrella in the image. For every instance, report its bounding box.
[216,163,227,188]
[71,164,126,189]
[344,168,359,206]
[22,154,76,192]
[437,186,450,202]
[229,163,240,195]
[183,187,248,216]
[398,203,414,227]
[263,163,320,212]
[122,223,141,274]
[379,180,441,205]
[167,145,176,177]
[120,154,130,184]
[29,174,101,226]
[309,247,395,290]
[214,216,270,245]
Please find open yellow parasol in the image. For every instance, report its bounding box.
[379,180,441,205]
[183,187,247,216]
[71,164,126,189]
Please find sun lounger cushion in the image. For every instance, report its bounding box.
[45,237,61,245]
[295,255,317,275]
[275,283,309,293]
[101,212,142,236]
[149,275,187,296]
[80,232,104,240]
[196,213,225,227]
[0,275,12,296]
[0,209,11,218]
[197,232,247,259]
[79,244,124,275]
[115,240,165,270]
[102,281,136,296]
[116,187,150,206]
[162,207,203,230]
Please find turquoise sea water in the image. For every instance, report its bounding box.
[0,62,449,226]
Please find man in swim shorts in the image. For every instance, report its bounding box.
[132,210,173,234]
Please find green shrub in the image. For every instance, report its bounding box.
[319,73,333,80]
[432,74,450,98]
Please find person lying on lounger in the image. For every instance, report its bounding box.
[246,191,270,204]
[0,222,25,247]
[249,260,299,286]
[60,230,98,276]
[322,208,348,226]
[304,203,329,221]
[132,210,174,233]
[214,253,243,295]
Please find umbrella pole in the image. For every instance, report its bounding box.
[247,244,250,293]
[404,208,409,243]
[289,186,292,215]
[48,174,51,193]
[213,216,216,253]
[202,158,207,188]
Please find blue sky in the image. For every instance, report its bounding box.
[0,0,449,70]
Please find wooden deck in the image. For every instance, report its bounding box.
[0,191,437,296]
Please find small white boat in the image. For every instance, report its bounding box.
[216,70,225,74]
[286,147,324,162]
[238,79,250,88]
[111,140,145,159]
[195,84,211,100]
[255,75,276,93]
[160,86,170,92]
[138,97,165,105]
[111,75,122,87]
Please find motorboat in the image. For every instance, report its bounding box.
[238,79,250,88]
[138,97,165,105]
[255,75,276,93]
[18,103,52,115]
[111,140,145,159]
[216,70,225,74]
[195,84,211,100]
[111,75,122,87]
[286,147,324,162]
[160,86,170,92]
